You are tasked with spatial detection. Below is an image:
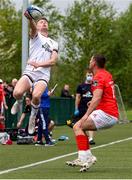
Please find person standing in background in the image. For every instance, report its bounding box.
[61,84,73,98]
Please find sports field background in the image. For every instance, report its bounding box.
[0,110,132,179]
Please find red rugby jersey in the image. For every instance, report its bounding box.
[92,69,119,118]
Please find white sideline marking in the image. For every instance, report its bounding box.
[0,137,132,175]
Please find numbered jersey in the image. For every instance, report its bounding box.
[92,69,119,118]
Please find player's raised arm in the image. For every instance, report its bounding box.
[24,10,37,38]
[85,89,103,117]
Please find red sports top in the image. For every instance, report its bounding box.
[92,69,119,118]
[0,85,4,103]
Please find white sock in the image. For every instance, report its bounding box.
[86,149,93,157]
[17,99,23,104]
[14,99,22,105]
[30,103,39,117]
[78,150,88,162]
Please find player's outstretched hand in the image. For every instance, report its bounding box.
[24,10,32,20]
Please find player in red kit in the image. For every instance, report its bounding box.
[66,54,119,172]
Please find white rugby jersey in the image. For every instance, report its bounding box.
[25,32,58,76]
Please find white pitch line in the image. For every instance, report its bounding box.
[0,136,132,175]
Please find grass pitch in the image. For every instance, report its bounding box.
[0,111,132,179]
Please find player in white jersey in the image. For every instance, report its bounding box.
[12,9,58,134]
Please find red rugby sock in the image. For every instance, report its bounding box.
[76,135,90,151]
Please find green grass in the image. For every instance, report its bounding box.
[127,109,132,120]
[0,122,132,179]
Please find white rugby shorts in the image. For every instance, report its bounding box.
[90,109,118,130]
[23,69,50,86]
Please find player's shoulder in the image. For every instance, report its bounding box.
[47,37,59,51]
[93,70,105,85]
[30,32,40,41]
[102,69,113,80]
[95,69,113,84]
[96,69,110,78]
[48,37,58,45]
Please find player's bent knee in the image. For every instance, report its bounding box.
[73,122,81,132]
[32,92,41,103]
[82,119,97,131]
[13,90,23,99]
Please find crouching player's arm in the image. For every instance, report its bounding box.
[81,89,103,121]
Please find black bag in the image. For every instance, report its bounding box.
[17,129,33,144]
[17,135,33,144]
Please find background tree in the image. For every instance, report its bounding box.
[0,0,21,82]
[52,0,132,106]
[52,0,117,95]
[110,4,132,105]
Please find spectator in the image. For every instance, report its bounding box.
[11,78,18,89]
[35,87,55,146]
[3,81,9,95]
[61,84,73,98]
[5,84,14,99]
